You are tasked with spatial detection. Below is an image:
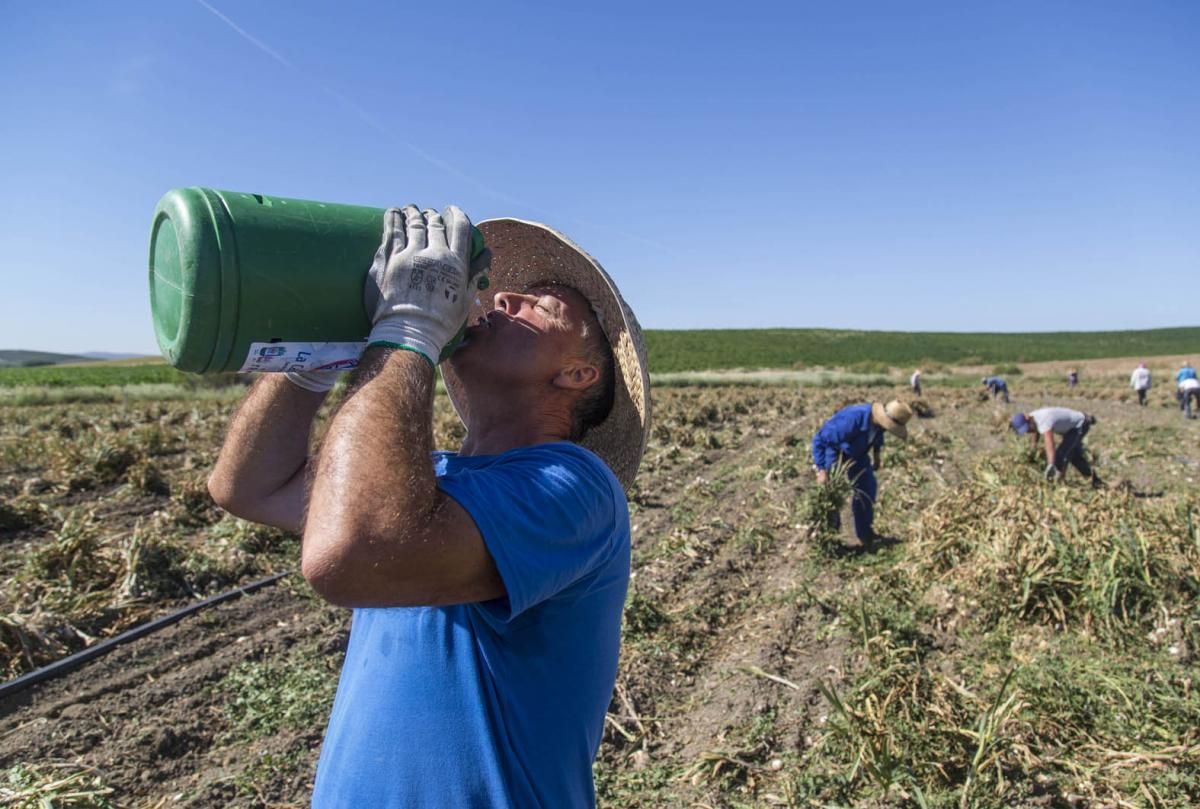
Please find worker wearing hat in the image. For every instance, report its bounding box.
[208,206,650,808]
[812,400,913,544]
[1010,407,1102,487]
[981,375,1010,403]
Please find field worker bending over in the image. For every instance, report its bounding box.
[812,401,913,544]
[1130,362,1152,406]
[982,375,1010,403]
[1010,407,1102,488]
[1180,377,1200,419]
[910,369,922,396]
[207,206,651,809]
[1176,361,1197,386]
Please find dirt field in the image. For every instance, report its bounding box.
[1,376,1197,807]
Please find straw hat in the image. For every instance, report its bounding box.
[442,218,652,491]
[871,400,912,440]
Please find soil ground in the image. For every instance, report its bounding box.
[1,376,1197,807]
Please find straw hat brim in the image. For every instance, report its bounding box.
[871,402,909,440]
[441,218,651,491]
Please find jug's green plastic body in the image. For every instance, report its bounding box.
[148,187,484,373]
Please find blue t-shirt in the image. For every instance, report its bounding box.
[983,376,1007,391]
[1178,367,1197,383]
[811,403,884,470]
[311,442,630,809]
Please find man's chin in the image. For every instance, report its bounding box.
[446,337,481,369]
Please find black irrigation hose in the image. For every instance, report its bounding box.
[0,570,293,703]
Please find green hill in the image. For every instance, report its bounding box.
[0,349,96,368]
[643,326,1200,373]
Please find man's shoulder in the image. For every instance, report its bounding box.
[826,403,870,428]
[437,442,621,492]
[1038,407,1083,425]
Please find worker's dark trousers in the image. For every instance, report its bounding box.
[1054,422,1093,478]
[1184,390,1200,418]
[994,388,1010,403]
[912,382,921,396]
[847,460,878,541]
[1137,389,1148,406]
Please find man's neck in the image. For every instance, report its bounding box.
[457,389,573,457]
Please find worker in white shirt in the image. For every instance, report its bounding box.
[1130,362,1151,407]
[1010,407,1102,488]
[1180,377,1200,419]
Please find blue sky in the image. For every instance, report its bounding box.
[1,0,1197,354]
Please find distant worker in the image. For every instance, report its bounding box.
[812,400,913,545]
[910,369,922,396]
[1178,362,1198,418]
[1010,407,1102,488]
[1180,377,1200,419]
[1067,369,1078,389]
[981,376,1010,403]
[1130,362,1152,407]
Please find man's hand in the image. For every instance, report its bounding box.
[363,205,489,366]
[815,468,829,485]
[1044,462,1061,482]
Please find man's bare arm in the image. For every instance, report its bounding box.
[207,375,327,534]
[301,347,504,609]
[1042,432,1056,466]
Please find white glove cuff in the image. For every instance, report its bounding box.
[284,369,342,393]
[367,318,441,367]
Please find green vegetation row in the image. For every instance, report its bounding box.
[0,365,248,389]
[0,364,187,387]
[644,325,1200,372]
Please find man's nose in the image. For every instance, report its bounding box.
[493,291,529,314]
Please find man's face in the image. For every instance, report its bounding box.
[449,284,594,385]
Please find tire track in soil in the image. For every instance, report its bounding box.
[613,493,855,805]
[603,399,852,804]
[0,582,343,807]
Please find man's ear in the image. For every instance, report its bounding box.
[552,360,599,391]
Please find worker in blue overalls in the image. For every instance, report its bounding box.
[812,400,913,544]
[981,376,1010,403]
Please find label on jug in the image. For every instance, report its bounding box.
[240,341,367,373]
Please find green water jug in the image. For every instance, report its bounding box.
[148,187,484,373]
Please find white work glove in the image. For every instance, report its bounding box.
[363,205,489,366]
[284,368,344,393]
[1044,463,1061,482]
